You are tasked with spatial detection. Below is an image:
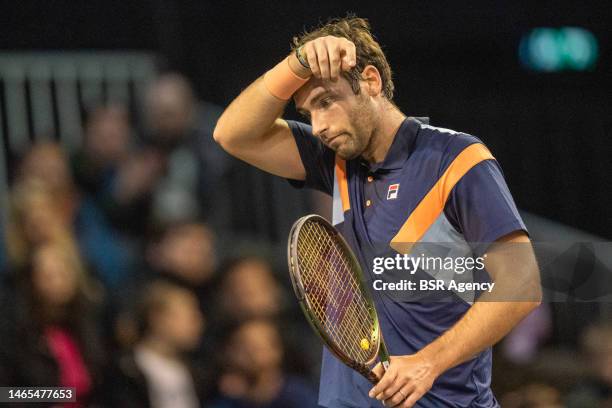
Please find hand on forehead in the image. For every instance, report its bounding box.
[294,76,353,112]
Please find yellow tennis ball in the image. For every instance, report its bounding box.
[360,338,370,350]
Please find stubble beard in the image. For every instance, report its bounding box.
[335,97,375,161]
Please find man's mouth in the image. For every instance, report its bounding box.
[326,133,347,149]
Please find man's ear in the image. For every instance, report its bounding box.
[360,65,383,97]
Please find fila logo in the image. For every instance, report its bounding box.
[387,183,400,200]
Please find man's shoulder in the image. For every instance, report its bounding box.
[418,123,484,151]
[415,123,488,167]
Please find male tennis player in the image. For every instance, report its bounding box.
[214,16,541,408]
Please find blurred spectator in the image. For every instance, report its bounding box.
[72,104,132,197]
[215,255,283,323]
[144,72,231,227]
[213,319,318,408]
[0,229,6,275]
[213,255,321,382]
[147,221,217,292]
[112,147,166,235]
[106,280,208,407]
[5,179,75,271]
[500,383,564,408]
[113,220,217,351]
[502,303,553,365]
[13,142,134,288]
[0,241,106,406]
[71,103,171,241]
[566,321,612,407]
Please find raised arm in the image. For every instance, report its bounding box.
[213,37,356,179]
[213,55,307,179]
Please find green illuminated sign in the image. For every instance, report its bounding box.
[519,27,598,72]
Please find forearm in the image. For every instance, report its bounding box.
[368,273,541,405]
[420,298,540,376]
[213,76,286,147]
[421,233,542,376]
[213,53,310,149]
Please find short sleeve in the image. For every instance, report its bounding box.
[444,159,527,254]
[286,120,335,195]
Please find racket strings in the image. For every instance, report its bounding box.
[302,227,372,355]
[296,221,376,363]
[300,229,368,357]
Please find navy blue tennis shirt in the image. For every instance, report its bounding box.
[287,117,527,408]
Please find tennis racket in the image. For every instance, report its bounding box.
[287,214,390,384]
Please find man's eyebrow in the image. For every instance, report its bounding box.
[310,89,332,107]
[295,89,332,117]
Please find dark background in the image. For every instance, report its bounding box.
[1,0,611,238]
[0,3,610,404]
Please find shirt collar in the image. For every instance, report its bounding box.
[362,116,422,173]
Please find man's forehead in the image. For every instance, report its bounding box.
[293,79,328,110]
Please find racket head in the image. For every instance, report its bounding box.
[287,214,384,380]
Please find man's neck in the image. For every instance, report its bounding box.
[362,103,406,164]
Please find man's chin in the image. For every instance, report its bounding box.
[337,146,362,160]
[335,148,359,160]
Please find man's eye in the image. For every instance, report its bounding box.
[320,97,333,108]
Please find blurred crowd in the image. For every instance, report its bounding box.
[0,73,319,408]
[0,72,609,408]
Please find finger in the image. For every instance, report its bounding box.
[385,383,416,408]
[327,43,341,80]
[342,39,357,70]
[371,362,385,380]
[369,368,396,399]
[401,387,426,408]
[378,379,406,405]
[314,40,330,80]
[341,56,352,72]
[305,43,319,78]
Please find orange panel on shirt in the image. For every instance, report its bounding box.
[335,156,350,212]
[390,143,494,254]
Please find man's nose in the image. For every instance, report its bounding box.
[311,114,329,141]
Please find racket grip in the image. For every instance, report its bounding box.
[370,358,389,384]
[361,354,390,384]
[382,360,390,370]
[364,359,390,385]
[379,338,391,372]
